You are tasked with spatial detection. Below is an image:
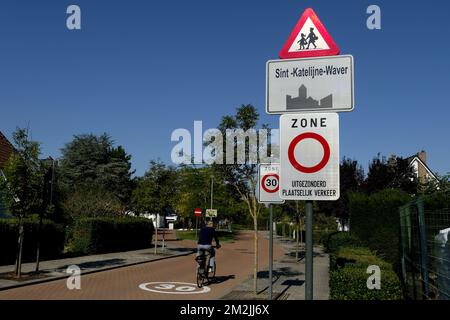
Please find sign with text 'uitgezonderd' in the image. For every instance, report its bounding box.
[280,113,340,201]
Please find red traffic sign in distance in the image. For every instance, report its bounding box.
[194,208,202,217]
[279,8,340,59]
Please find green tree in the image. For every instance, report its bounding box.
[318,157,365,227]
[419,173,450,194]
[0,128,44,277]
[59,133,134,206]
[176,165,211,224]
[62,187,123,221]
[363,154,417,195]
[131,160,178,217]
[214,104,269,294]
[176,165,244,228]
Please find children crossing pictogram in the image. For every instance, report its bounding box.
[279,8,340,59]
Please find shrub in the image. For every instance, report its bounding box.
[62,188,123,222]
[313,230,332,246]
[325,232,363,253]
[330,266,403,300]
[68,217,154,255]
[349,189,411,270]
[331,246,392,271]
[275,222,291,237]
[328,230,404,300]
[423,191,450,210]
[0,218,65,265]
[329,245,403,300]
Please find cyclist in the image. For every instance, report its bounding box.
[197,220,221,272]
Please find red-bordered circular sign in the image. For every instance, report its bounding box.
[288,132,330,174]
[261,174,280,193]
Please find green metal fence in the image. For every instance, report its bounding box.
[400,197,450,300]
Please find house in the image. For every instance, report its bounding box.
[340,150,438,232]
[0,131,15,169]
[0,131,16,217]
[407,150,438,185]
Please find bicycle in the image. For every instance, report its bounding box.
[195,247,217,288]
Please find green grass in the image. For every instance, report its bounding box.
[176,230,236,243]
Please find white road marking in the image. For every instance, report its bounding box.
[139,282,211,294]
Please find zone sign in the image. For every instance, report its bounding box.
[279,113,340,201]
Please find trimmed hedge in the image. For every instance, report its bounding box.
[329,245,403,300]
[0,218,65,265]
[68,217,154,255]
[275,222,291,237]
[313,230,333,246]
[330,265,403,300]
[332,246,392,271]
[325,231,364,254]
[423,191,450,210]
[349,190,411,270]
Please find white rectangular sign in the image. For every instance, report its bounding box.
[258,164,285,204]
[266,55,354,114]
[280,113,340,201]
[205,209,218,217]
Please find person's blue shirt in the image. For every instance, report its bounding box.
[198,226,220,246]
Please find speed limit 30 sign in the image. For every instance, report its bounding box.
[280,113,340,201]
[258,164,285,203]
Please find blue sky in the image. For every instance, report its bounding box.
[0,0,449,177]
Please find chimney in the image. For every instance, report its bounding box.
[418,150,426,164]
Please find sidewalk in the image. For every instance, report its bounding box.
[220,232,329,300]
[0,239,195,291]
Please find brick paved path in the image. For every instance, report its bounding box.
[0,231,284,300]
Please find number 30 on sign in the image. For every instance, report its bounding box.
[258,164,285,204]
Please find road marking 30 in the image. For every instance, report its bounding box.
[138,282,211,294]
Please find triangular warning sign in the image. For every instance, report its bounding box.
[279,8,340,59]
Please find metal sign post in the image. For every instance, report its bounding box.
[305,200,313,300]
[269,203,274,300]
[279,112,340,301]
[195,217,198,240]
[257,164,284,301]
[194,208,202,239]
[162,227,165,253]
[267,7,350,302]
[154,223,158,255]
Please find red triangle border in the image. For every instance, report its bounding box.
[279,8,340,59]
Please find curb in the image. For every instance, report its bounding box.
[0,249,196,292]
